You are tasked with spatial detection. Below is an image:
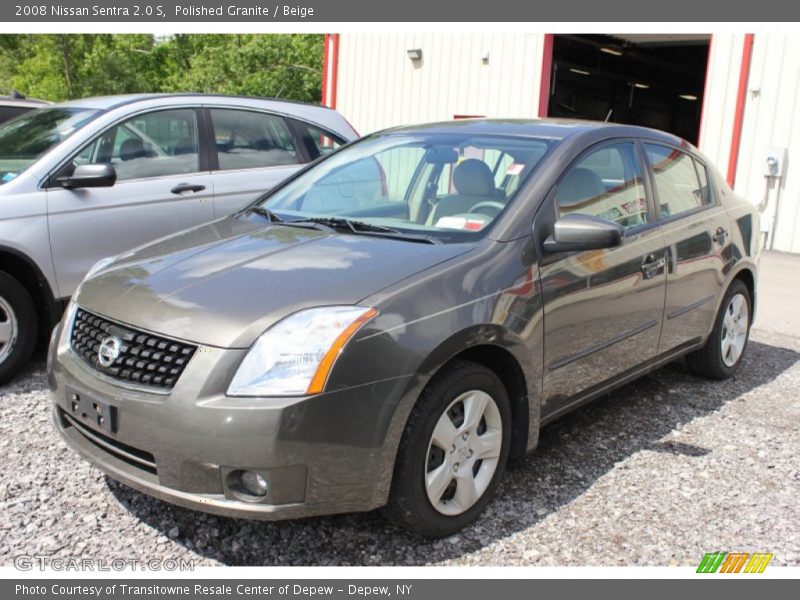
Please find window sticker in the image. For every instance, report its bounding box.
[1,172,17,182]
[506,163,524,176]
[435,216,487,231]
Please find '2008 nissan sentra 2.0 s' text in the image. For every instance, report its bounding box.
[48,119,759,536]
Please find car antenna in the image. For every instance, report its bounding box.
[604,109,613,122]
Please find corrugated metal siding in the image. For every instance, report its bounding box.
[698,34,746,180]
[335,33,548,135]
[733,33,800,253]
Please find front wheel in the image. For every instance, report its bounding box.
[0,271,38,385]
[384,360,511,537]
[686,280,751,380]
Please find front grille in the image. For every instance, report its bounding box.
[70,307,196,390]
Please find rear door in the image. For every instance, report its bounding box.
[538,140,668,414]
[206,108,308,216]
[46,107,214,296]
[643,143,731,353]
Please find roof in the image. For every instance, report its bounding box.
[379,117,685,145]
[55,93,331,112]
[0,96,50,107]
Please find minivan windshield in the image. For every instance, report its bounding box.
[259,131,554,243]
[0,107,101,185]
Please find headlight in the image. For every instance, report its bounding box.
[84,255,117,280]
[227,306,378,397]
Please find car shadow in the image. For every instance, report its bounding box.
[106,339,799,565]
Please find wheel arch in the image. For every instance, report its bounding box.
[412,326,537,461]
[731,265,756,315]
[0,245,61,337]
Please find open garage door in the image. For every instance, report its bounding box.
[546,34,710,145]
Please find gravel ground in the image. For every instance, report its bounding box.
[1,324,799,566]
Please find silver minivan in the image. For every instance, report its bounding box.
[0,94,357,382]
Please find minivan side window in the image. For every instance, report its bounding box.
[209,109,298,171]
[293,120,346,159]
[74,109,200,181]
[644,143,711,219]
[556,142,648,230]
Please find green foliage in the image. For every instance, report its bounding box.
[0,34,323,103]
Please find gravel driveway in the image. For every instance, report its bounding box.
[1,264,799,567]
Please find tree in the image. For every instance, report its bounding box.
[0,34,323,103]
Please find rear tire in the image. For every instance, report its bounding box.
[686,280,751,380]
[384,360,511,537]
[0,271,38,386]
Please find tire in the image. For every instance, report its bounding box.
[686,279,751,380]
[384,359,511,537]
[0,271,38,386]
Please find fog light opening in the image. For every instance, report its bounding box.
[226,469,269,502]
[241,471,268,496]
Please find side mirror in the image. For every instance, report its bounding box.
[58,163,116,189]
[543,213,624,254]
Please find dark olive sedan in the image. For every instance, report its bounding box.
[48,119,759,536]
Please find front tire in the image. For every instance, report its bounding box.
[384,360,511,537]
[0,271,38,386]
[686,280,751,380]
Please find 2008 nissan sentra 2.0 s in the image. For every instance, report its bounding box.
[48,119,760,537]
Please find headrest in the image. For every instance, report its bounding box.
[453,159,495,196]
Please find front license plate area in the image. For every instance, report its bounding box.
[66,389,118,434]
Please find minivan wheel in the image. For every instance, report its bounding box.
[384,360,511,537]
[0,271,38,386]
[686,280,751,380]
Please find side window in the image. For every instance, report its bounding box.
[210,109,298,170]
[0,106,29,124]
[293,121,345,159]
[645,143,709,219]
[75,109,199,181]
[694,158,713,206]
[556,142,648,230]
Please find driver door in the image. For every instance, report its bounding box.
[46,108,214,297]
[538,141,668,416]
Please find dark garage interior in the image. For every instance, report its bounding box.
[546,34,711,144]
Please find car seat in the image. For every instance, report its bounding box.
[427,159,499,225]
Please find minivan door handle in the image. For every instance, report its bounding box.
[170,183,206,194]
[712,227,728,244]
[641,253,666,279]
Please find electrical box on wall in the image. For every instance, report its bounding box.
[764,147,787,178]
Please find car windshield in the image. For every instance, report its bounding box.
[0,107,101,185]
[259,131,554,243]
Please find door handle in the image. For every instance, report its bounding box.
[641,253,666,279]
[712,226,728,244]
[170,183,206,194]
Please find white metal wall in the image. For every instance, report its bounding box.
[733,34,800,253]
[335,33,548,135]
[697,34,746,182]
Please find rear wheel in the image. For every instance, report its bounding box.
[0,271,38,386]
[686,280,751,380]
[384,360,511,537]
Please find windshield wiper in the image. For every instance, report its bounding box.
[248,206,283,222]
[287,217,440,244]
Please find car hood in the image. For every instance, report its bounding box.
[74,215,474,348]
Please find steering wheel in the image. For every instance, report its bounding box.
[468,201,506,217]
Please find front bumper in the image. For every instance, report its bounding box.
[48,316,415,520]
